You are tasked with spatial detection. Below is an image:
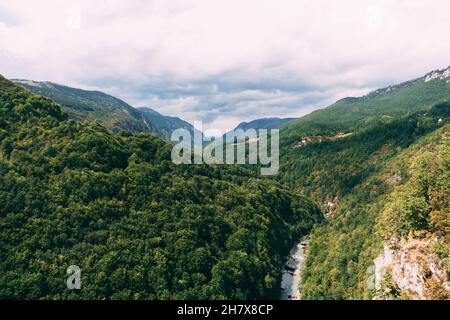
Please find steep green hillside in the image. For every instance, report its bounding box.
[276,100,449,299]
[375,127,449,299]
[0,75,322,299]
[282,66,450,140]
[12,80,162,135]
[301,121,449,299]
[274,67,450,299]
[279,104,449,204]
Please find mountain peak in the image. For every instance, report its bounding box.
[362,65,450,98]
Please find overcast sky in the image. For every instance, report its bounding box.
[1,0,449,133]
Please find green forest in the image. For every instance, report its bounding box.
[1,69,449,300]
[299,122,449,299]
[0,76,322,299]
[278,101,450,299]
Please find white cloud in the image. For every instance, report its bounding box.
[0,0,449,131]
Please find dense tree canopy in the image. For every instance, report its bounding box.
[278,100,449,299]
[1,71,448,300]
[0,76,322,299]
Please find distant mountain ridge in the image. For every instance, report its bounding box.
[282,65,450,139]
[12,79,298,143]
[275,65,450,300]
[224,118,296,138]
[12,65,450,143]
[12,79,161,135]
[332,66,450,105]
[138,107,200,141]
[11,79,199,141]
[362,65,450,99]
[234,118,296,131]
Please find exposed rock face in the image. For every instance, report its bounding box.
[424,67,450,82]
[374,238,450,300]
[322,197,339,219]
[384,174,403,185]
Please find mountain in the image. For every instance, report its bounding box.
[282,65,450,140]
[293,105,449,299]
[3,63,450,300]
[278,66,450,201]
[12,79,164,136]
[12,79,201,142]
[138,107,200,140]
[373,124,449,299]
[227,118,296,135]
[0,75,322,299]
[273,65,450,299]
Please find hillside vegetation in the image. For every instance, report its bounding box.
[0,76,323,299]
[2,65,449,300]
[138,107,199,141]
[301,120,449,299]
[282,67,450,139]
[280,103,449,204]
[276,68,450,299]
[12,80,163,136]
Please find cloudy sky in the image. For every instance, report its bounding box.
[1,0,449,133]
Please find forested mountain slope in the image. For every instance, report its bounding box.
[374,126,449,299]
[2,65,449,300]
[301,120,449,299]
[138,107,200,141]
[279,103,450,204]
[12,79,163,136]
[273,65,450,300]
[0,75,323,299]
[271,66,450,300]
[282,66,450,139]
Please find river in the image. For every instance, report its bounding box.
[280,237,309,300]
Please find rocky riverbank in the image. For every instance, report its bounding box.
[280,237,310,300]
